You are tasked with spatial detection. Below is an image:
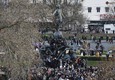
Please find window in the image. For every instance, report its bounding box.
[105,7,109,12]
[106,28,110,30]
[96,7,100,12]
[88,7,92,13]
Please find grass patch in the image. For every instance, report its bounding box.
[80,56,106,61]
[103,51,107,55]
[87,61,99,66]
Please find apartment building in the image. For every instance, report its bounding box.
[82,0,115,31]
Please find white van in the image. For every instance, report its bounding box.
[104,24,115,34]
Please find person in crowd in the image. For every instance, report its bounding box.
[106,31,108,34]
[108,37,113,44]
[93,36,96,42]
[106,50,112,61]
[98,37,101,43]
[100,45,104,54]
[90,34,93,40]
[77,39,79,45]
[88,43,90,49]
[96,51,100,57]
[113,30,115,34]
[95,45,99,50]
[106,35,109,42]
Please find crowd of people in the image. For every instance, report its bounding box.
[29,29,115,80]
[30,65,99,80]
[32,38,99,80]
[31,30,114,80]
[69,34,114,60]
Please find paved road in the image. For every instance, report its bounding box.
[68,40,115,51]
[88,40,115,51]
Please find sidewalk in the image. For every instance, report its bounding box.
[77,55,112,57]
[87,40,115,43]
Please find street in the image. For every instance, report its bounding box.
[68,40,115,51]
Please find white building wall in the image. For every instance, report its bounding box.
[82,0,115,21]
[104,24,115,33]
[29,0,42,3]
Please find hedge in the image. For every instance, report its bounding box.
[79,56,107,61]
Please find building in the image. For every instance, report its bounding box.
[28,0,115,32]
[1,0,115,32]
[82,0,115,32]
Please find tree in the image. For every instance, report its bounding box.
[97,61,115,80]
[0,0,43,80]
[44,0,86,30]
[0,0,28,30]
[32,0,86,30]
[0,0,85,79]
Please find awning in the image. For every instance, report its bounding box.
[90,20,115,24]
[88,23,103,26]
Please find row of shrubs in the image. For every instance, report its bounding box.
[79,56,107,61]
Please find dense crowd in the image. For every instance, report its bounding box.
[30,65,98,80]
[31,31,102,80]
